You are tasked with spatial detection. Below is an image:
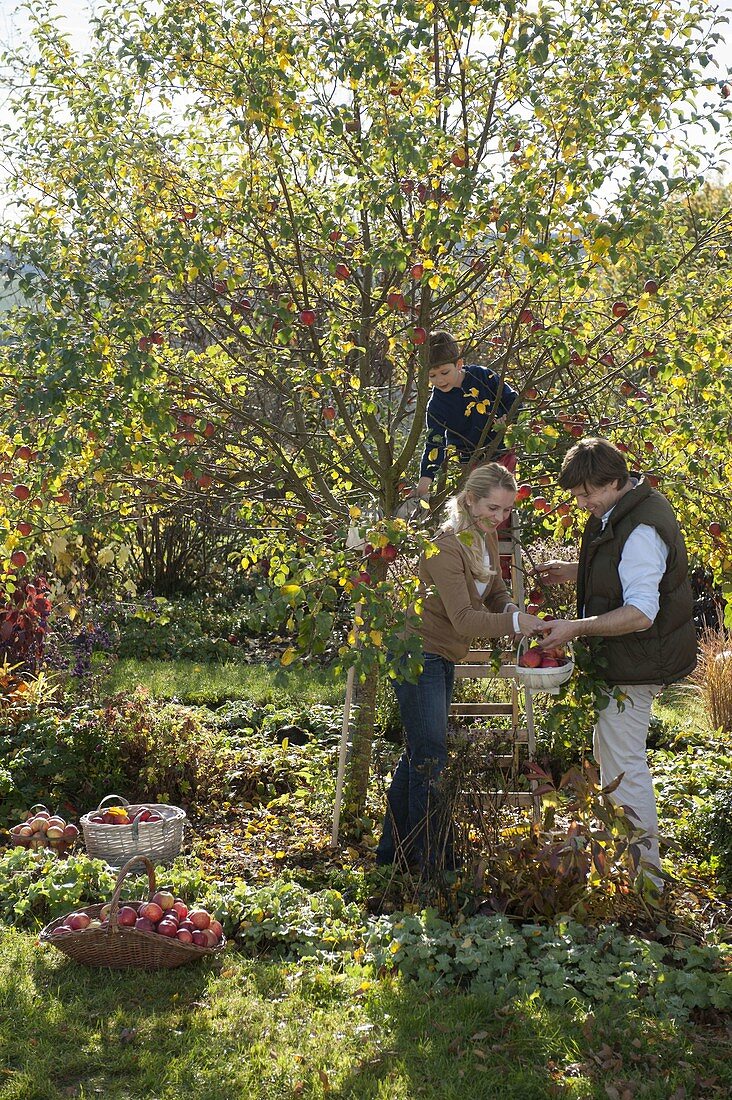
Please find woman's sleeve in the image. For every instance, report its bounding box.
[424,540,514,638]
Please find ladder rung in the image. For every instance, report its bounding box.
[452,726,529,743]
[450,702,514,715]
[465,649,512,661]
[455,664,516,678]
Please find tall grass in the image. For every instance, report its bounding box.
[693,628,732,734]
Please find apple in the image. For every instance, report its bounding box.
[10,549,28,568]
[526,603,541,615]
[16,445,33,460]
[67,912,91,931]
[386,292,407,311]
[322,406,336,421]
[46,825,64,840]
[138,336,151,352]
[519,648,543,669]
[540,657,561,668]
[117,906,138,927]
[156,920,179,938]
[410,264,424,280]
[18,824,33,837]
[643,279,658,295]
[451,149,467,167]
[214,280,228,294]
[381,544,398,561]
[233,298,252,313]
[191,930,207,947]
[299,309,316,326]
[335,263,351,280]
[141,902,164,924]
[532,496,547,510]
[209,919,224,941]
[189,909,211,931]
[198,474,213,489]
[201,928,220,948]
[515,484,532,503]
[600,352,615,367]
[708,522,722,537]
[519,308,534,324]
[570,351,588,366]
[612,301,628,319]
[16,521,32,536]
[46,816,65,829]
[178,919,195,933]
[176,928,194,944]
[12,484,30,500]
[130,808,152,823]
[412,327,427,345]
[152,891,175,912]
[30,815,49,833]
[358,571,371,585]
[524,387,538,400]
[52,925,73,936]
[400,179,415,194]
[135,917,156,933]
[328,229,342,242]
[150,331,164,345]
[721,82,731,98]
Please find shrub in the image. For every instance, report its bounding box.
[702,785,732,890]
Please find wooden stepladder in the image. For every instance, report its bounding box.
[450,511,540,818]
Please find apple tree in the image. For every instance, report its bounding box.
[1,0,730,810]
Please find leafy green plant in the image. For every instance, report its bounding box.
[701,785,732,890]
[362,910,732,1019]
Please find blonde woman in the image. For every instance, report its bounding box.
[376,463,543,872]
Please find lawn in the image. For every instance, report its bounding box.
[1,928,730,1100]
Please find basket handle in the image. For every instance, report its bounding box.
[516,633,574,662]
[96,794,131,811]
[108,855,157,933]
[28,803,50,816]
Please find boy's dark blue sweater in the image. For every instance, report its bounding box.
[419,364,520,479]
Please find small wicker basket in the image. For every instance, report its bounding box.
[510,637,575,695]
[9,803,76,856]
[39,856,225,969]
[80,795,186,868]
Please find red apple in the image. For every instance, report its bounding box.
[150,331,164,345]
[335,263,351,280]
[518,648,543,668]
[17,521,32,536]
[156,920,179,938]
[189,909,211,931]
[524,387,538,400]
[708,522,722,537]
[67,912,91,931]
[201,928,220,948]
[10,550,27,568]
[214,280,228,294]
[117,906,138,927]
[526,603,541,615]
[519,308,534,324]
[322,406,336,421]
[176,928,194,945]
[358,571,371,585]
[612,301,628,319]
[516,484,532,502]
[209,919,224,941]
[138,336,151,352]
[386,292,407,311]
[299,309,316,326]
[532,496,547,510]
[381,544,398,561]
[135,917,156,933]
[191,930,207,947]
[412,326,427,345]
[12,484,30,501]
[721,82,731,98]
[328,229,342,242]
[643,279,658,295]
[540,657,561,668]
[52,924,73,936]
[140,902,164,924]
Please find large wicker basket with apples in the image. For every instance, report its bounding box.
[511,637,575,694]
[80,794,186,868]
[39,856,225,969]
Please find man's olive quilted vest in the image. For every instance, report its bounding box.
[576,477,697,685]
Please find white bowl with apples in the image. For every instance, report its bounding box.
[512,636,574,694]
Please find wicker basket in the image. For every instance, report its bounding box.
[80,795,186,868]
[510,637,575,695]
[8,803,76,856]
[39,856,225,969]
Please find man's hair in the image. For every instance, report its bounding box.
[428,330,461,369]
[559,437,630,491]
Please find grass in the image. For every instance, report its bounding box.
[99,659,346,708]
[1,928,730,1100]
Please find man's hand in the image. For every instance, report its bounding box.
[537,618,582,648]
[534,560,579,585]
[517,611,546,637]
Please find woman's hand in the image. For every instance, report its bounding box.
[517,611,546,637]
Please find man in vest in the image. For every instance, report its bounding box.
[536,437,697,884]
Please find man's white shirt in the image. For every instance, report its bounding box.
[600,483,668,625]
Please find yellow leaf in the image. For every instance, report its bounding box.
[543,425,559,438]
[428,274,440,290]
[370,630,383,647]
[280,647,296,666]
[281,584,301,596]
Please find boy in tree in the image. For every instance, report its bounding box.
[414,330,521,500]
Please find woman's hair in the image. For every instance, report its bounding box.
[441,463,517,579]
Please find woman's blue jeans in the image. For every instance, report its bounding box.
[376,653,455,870]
